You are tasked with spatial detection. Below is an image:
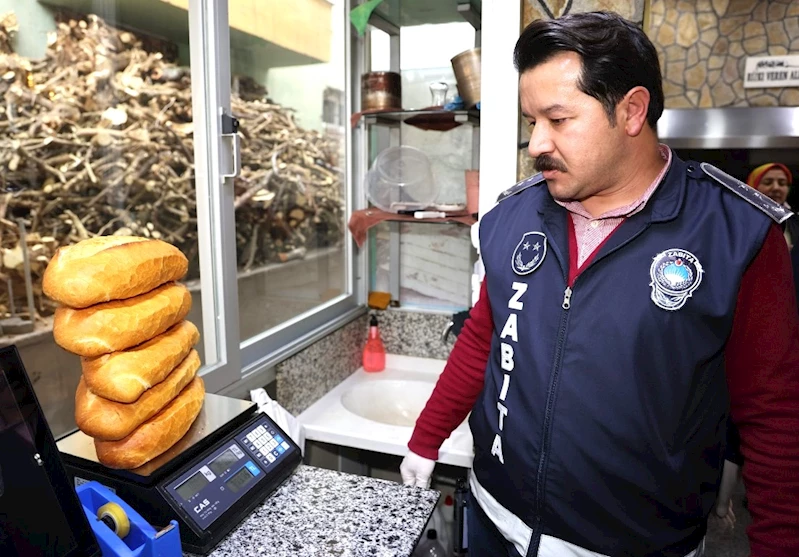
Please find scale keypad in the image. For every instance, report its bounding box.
[244,425,291,466]
[163,413,299,534]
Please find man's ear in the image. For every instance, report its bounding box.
[619,86,651,137]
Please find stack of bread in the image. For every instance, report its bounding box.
[42,236,205,470]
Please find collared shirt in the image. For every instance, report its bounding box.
[554,144,672,267]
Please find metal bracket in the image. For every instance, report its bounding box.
[220,110,241,180]
[458,1,481,30]
[368,11,400,36]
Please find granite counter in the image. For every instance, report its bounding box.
[186,465,439,557]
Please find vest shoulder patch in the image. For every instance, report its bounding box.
[496,173,545,203]
[700,162,792,224]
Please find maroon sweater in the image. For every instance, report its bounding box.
[409,224,799,556]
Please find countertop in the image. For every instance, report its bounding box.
[298,354,474,468]
[186,465,439,557]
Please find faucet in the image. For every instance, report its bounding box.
[442,310,471,344]
[442,321,454,344]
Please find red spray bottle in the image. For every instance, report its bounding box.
[363,314,386,372]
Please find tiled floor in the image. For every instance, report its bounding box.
[704,482,750,557]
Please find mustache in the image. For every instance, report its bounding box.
[535,155,567,173]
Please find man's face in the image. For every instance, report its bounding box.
[520,52,626,204]
[757,168,790,206]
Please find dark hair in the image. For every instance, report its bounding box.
[514,11,664,129]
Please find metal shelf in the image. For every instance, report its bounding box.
[355,0,482,309]
[458,1,481,30]
[367,0,481,32]
[360,109,480,127]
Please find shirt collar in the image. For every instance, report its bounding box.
[554,144,672,219]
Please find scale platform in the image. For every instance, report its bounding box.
[57,393,302,555]
[58,393,256,483]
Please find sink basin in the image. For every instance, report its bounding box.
[298,354,474,468]
[340,379,435,427]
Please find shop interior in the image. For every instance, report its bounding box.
[0,1,797,556]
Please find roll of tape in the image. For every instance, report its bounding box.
[97,501,131,539]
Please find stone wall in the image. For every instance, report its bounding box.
[650,0,799,107]
[276,314,367,416]
[275,309,456,416]
[523,0,645,24]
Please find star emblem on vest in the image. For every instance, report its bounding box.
[649,248,704,311]
[511,232,547,276]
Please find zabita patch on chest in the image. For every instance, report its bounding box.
[649,248,704,311]
[511,231,547,276]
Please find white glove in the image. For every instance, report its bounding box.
[400,450,436,488]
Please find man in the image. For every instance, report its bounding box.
[400,11,799,557]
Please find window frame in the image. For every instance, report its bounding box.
[189,0,365,395]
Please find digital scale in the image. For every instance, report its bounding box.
[57,393,302,555]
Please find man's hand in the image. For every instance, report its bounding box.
[400,450,436,488]
[713,498,737,531]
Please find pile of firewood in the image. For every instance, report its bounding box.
[0,12,344,322]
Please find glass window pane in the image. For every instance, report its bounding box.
[0,6,205,437]
[228,1,349,341]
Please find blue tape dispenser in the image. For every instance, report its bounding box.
[76,481,182,557]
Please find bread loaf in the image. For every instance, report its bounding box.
[76,349,200,441]
[43,236,188,308]
[53,282,192,357]
[82,321,200,403]
[94,377,205,469]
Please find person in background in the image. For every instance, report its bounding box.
[399,11,799,557]
[747,162,799,249]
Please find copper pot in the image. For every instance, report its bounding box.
[451,48,481,108]
[361,71,402,111]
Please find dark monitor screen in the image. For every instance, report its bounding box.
[0,346,100,557]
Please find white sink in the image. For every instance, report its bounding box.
[297,354,474,468]
[340,379,435,427]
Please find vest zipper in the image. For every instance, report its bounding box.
[531,279,572,555]
[529,224,652,556]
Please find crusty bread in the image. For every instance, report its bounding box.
[82,321,200,403]
[95,377,205,470]
[53,282,192,357]
[43,236,188,308]
[76,349,200,441]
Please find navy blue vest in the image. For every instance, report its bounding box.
[471,156,773,556]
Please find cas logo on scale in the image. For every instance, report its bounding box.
[194,499,211,514]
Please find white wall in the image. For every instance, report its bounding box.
[478,0,521,217]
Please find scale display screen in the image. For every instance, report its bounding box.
[175,471,210,501]
[209,449,239,476]
[163,414,300,533]
[225,467,254,494]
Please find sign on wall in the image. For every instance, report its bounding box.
[744,55,799,89]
